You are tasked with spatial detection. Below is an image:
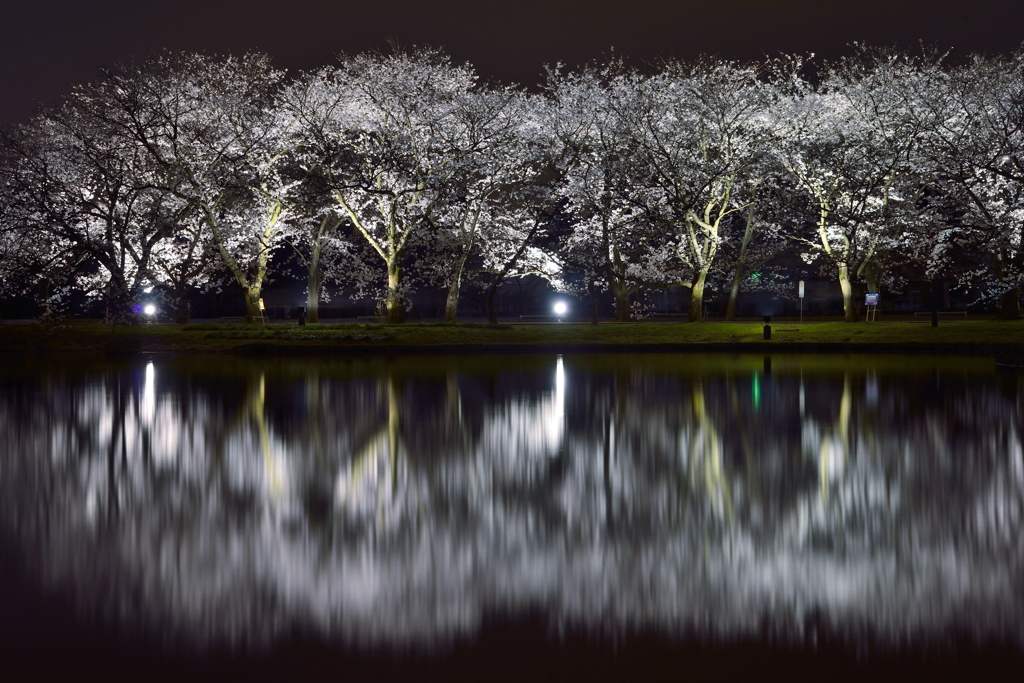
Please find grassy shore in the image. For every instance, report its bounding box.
[1,318,1022,354]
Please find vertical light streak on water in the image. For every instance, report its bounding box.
[555,355,565,420]
[752,372,761,411]
[141,360,155,424]
[256,372,283,501]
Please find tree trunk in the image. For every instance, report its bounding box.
[243,288,263,324]
[998,285,1023,320]
[688,270,708,323]
[725,267,742,321]
[106,277,135,326]
[386,261,405,324]
[865,266,881,299]
[37,279,52,320]
[838,264,857,322]
[173,285,190,324]
[610,279,631,322]
[444,253,468,323]
[307,238,323,324]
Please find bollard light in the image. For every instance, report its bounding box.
[763,314,771,340]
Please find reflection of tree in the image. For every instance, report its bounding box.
[690,382,731,517]
[817,373,850,503]
[1,355,1023,650]
[334,372,417,531]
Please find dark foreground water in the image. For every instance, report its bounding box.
[1,352,1023,681]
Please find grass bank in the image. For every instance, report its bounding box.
[1,319,1022,354]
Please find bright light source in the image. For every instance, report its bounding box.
[143,286,153,294]
[144,304,156,316]
[553,302,568,316]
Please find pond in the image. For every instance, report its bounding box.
[1,352,1022,680]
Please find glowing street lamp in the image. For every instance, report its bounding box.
[144,304,156,317]
[553,301,568,321]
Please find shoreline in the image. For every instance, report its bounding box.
[1,320,1023,357]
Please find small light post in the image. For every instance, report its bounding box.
[763,314,771,340]
[798,280,804,323]
[553,301,568,322]
[297,306,306,327]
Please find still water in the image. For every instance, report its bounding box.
[1,353,1023,675]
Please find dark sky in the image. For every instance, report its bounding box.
[3,0,1023,126]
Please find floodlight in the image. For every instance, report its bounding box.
[553,302,568,316]
[144,304,156,316]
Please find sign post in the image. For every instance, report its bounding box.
[798,280,804,323]
[864,293,878,322]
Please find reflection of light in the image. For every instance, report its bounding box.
[144,304,156,316]
[752,373,761,410]
[141,361,155,422]
[553,302,567,316]
[555,355,565,419]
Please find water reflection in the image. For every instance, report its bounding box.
[1,353,1022,650]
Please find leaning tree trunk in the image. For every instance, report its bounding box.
[998,285,1023,320]
[386,261,405,324]
[306,239,323,324]
[444,253,469,323]
[838,264,857,322]
[725,266,743,321]
[688,270,708,323]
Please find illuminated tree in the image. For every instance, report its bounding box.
[545,62,665,321]
[908,51,1024,317]
[291,49,477,323]
[626,57,782,322]
[0,95,171,322]
[428,86,551,322]
[777,49,927,321]
[89,52,296,324]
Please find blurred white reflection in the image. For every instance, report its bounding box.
[555,354,565,419]
[141,361,155,423]
[1,355,1022,652]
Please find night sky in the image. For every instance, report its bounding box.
[3,0,1023,127]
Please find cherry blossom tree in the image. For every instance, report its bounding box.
[291,49,478,323]
[626,57,783,322]
[0,94,171,322]
[777,49,928,321]
[545,62,665,322]
[908,51,1024,317]
[427,86,550,322]
[718,173,797,320]
[89,52,296,323]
